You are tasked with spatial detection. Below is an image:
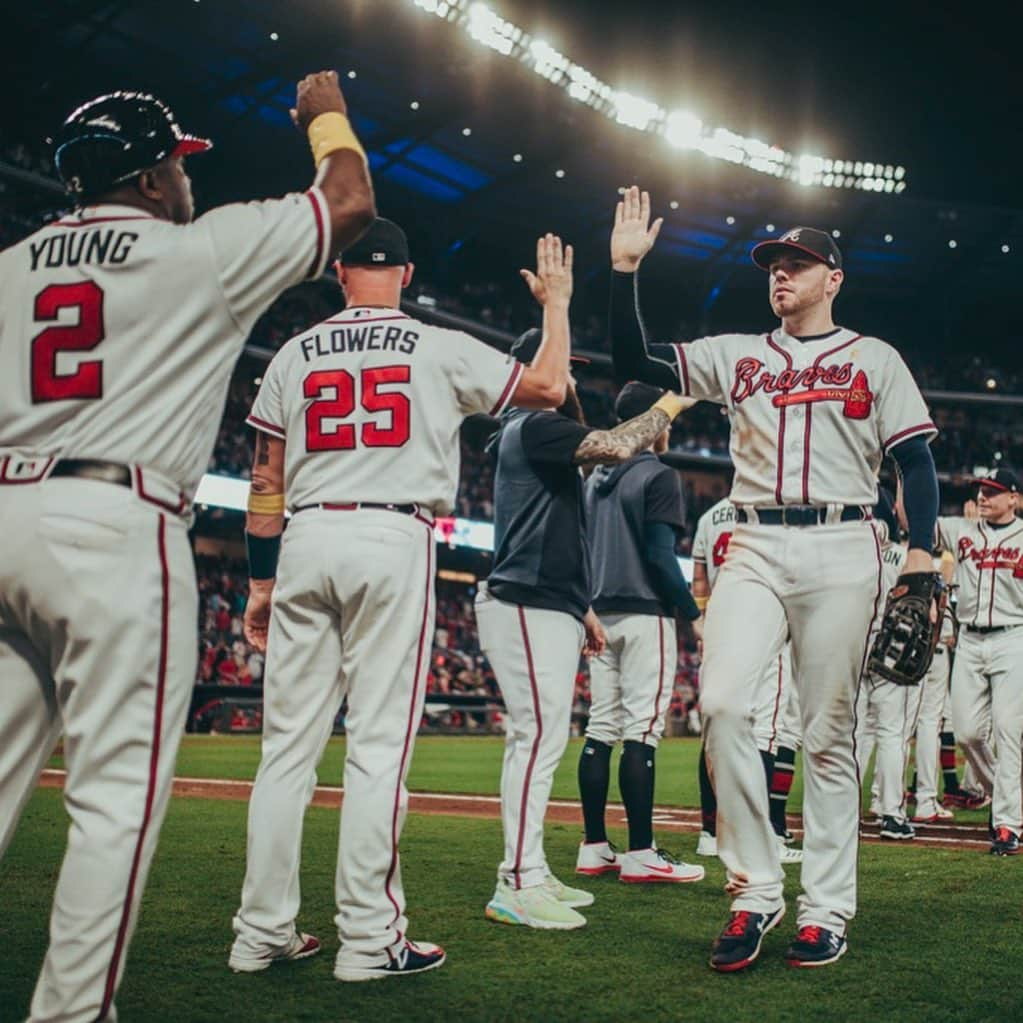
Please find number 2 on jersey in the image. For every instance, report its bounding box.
[304,365,411,451]
[31,281,105,403]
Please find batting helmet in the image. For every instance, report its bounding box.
[55,91,212,199]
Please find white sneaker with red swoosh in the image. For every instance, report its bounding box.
[575,840,621,876]
[618,847,705,884]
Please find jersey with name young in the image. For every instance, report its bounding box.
[691,497,738,592]
[937,516,1023,628]
[669,328,935,507]
[247,306,522,515]
[0,191,331,498]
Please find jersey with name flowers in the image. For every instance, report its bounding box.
[247,306,523,515]
[0,191,331,498]
[671,328,935,507]
[937,516,1023,628]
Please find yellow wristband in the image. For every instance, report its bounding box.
[694,596,709,612]
[307,112,366,167]
[652,392,687,420]
[247,492,286,515]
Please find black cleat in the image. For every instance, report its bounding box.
[784,926,848,968]
[709,905,785,973]
[879,815,915,841]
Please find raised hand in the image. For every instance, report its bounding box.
[292,70,348,129]
[611,186,663,272]
[520,233,574,308]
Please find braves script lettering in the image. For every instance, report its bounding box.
[957,537,1023,576]
[729,359,873,419]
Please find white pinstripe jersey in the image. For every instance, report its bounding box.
[691,497,737,592]
[669,328,935,507]
[0,190,331,498]
[937,516,1023,628]
[247,306,523,516]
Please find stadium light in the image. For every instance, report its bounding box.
[406,0,908,191]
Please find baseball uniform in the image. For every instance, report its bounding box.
[230,304,523,974]
[609,270,936,939]
[938,513,1023,837]
[0,166,333,1021]
[577,449,704,883]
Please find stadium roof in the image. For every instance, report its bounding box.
[4,1,1022,352]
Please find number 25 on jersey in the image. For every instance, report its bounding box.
[304,365,411,451]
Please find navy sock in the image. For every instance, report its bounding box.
[770,745,796,837]
[578,738,613,843]
[620,740,656,851]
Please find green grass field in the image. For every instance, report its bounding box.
[48,733,991,825]
[4,784,1020,1023]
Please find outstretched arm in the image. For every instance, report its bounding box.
[608,186,681,388]
[572,392,695,468]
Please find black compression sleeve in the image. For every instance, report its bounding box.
[890,435,939,552]
[608,270,681,389]
[642,521,701,620]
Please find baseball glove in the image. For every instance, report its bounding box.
[868,572,946,685]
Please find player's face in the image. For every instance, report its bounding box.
[977,484,1018,521]
[767,256,833,317]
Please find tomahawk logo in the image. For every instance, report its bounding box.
[781,229,802,242]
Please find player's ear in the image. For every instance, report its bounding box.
[826,268,844,297]
[402,262,415,289]
[136,168,161,201]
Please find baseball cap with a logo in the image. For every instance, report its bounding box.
[751,227,843,271]
[970,468,1020,493]
[338,217,410,267]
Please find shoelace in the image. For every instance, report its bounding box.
[724,912,751,937]
[656,848,681,865]
[798,926,822,946]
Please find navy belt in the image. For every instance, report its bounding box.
[294,501,426,518]
[736,505,869,527]
[49,458,132,488]
[965,624,1014,634]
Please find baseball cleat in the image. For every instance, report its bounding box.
[943,789,990,810]
[544,872,595,907]
[776,835,803,864]
[990,827,1020,856]
[696,830,718,857]
[575,840,621,876]
[618,847,705,884]
[911,804,954,824]
[228,931,321,973]
[879,816,916,841]
[334,940,445,982]
[485,879,586,930]
[710,905,785,972]
[784,926,848,968]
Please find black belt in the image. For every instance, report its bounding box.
[294,501,422,516]
[736,505,869,527]
[49,458,132,487]
[965,624,1015,634]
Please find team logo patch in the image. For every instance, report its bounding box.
[371,251,386,262]
[781,229,801,242]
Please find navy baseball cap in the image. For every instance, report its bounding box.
[615,381,664,423]
[751,227,843,271]
[510,328,588,365]
[971,468,1020,493]
[339,217,410,266]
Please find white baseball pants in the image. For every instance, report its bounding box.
[752,646,793,756]
[0,477,197,1023]
[585,613,676,749]
[231,507,436,974]
[474,583,584,890]
[910,646,950,816]
[950,628,1023,833]
[701,520,882,932]
[855,677,916,819]
[774,679,802,753]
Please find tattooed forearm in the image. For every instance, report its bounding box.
[573,407,671,466]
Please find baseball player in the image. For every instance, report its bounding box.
[768,688,803,845]
[853,492,915,840]
[690,497,803,865]
[0,72,374,1021]
[476,335,695,930]
[608,187,939,970]
[938,470,1023,855]
[574,381,705,885]
[229,225,575,979]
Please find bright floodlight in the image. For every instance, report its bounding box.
[614,91,661,131]
[665,110,703,149]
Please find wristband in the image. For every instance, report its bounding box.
[248,492,286,515]
[246,532,282,581]
[694,596,709,612]
[652,392,687,420]
[307,112,367,167]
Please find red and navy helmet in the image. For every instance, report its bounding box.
[55,90,211,198]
